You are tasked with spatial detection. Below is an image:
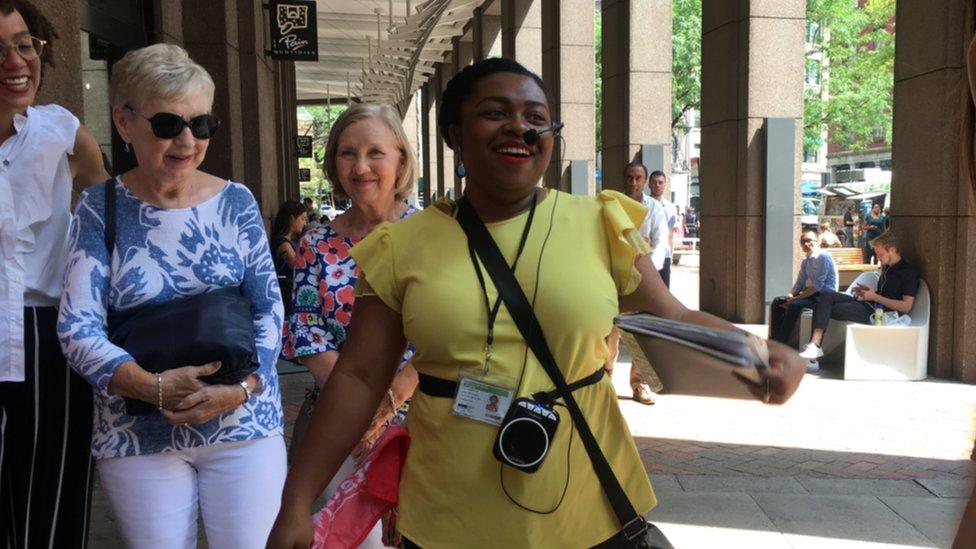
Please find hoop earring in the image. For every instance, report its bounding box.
[123,142,131,153]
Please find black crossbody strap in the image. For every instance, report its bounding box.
[103,178,116,255]
[456,197,647,542]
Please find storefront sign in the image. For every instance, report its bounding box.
[295,135,313,158]
[299,168,311,182]
[268,0,319,61]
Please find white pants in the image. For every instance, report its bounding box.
[323,455,386,548]
[97,436,287,549]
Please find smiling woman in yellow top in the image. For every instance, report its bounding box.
[268,58,805,549]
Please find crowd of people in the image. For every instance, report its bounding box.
[24,0,974,547]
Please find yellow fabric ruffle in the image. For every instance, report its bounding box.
[596,190,651,296]
[349,222,402,313]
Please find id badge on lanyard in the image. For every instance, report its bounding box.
[451,368,516,427]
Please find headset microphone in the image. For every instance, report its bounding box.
[522,122,565,146]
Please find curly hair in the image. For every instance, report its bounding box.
[0,0,57,67]
[437,57,551,149]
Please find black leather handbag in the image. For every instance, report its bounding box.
[102,179,259,416]
[456,195,674,549]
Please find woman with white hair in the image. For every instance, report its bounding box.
[57,43,285,548]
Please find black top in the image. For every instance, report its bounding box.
[878,258,920,311]
[270,235,297,279]
[843,210,854,227]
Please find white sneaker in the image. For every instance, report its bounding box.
[806,360,821,373]
[799,342,824,360]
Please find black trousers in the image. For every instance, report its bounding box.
[810,291,875,332]
[0,307,94,549]
[769,294,818,344]
[659,257,672,289]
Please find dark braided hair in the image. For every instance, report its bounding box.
[437,57,551,149]
[0,0,57,67]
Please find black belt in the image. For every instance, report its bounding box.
[418,367,606,406]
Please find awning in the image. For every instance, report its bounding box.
[297,0,480,114]
[847,191,887,200]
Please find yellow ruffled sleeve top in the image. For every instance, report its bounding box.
[350,189,655,548]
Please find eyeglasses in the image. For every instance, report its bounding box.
[800,238,815,244]
[0,36,45,64]
[124,105,220,140]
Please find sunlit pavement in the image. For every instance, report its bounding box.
[87,255,976,548]
[622,256,976,548]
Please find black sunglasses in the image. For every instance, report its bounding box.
[125,105,220,140]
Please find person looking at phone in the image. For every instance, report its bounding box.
[768,229,838,347]
[798,231,919,363]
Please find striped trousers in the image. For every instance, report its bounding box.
[0,307,94,549]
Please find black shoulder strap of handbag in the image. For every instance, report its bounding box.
[456,197,650,544]
[103,178,116,255]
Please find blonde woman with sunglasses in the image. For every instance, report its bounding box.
[57,43,286,548]
[0,1,109,547]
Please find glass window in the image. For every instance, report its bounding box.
[805,59,821,85]
[806,21,822,43]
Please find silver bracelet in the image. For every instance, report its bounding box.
[156,373,164,411]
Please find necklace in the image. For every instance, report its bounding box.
[457,191,538,373]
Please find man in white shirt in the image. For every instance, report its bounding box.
[649,170,678,287]
[625,163,669,271]
[607,162,667,405]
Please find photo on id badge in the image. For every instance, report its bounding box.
[451,374,515,426]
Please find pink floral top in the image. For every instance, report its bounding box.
[284,207,416,359]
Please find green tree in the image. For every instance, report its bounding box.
[595,9,602,153]
[671,0,701,130]
[297,104,347,199]
[805,0,896,153]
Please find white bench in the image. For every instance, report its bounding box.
[798,271,930,380]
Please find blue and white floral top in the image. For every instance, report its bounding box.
[57,178,284,460]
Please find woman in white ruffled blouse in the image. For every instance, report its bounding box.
[0,1,109,547]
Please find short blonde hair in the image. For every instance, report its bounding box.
[870,231,899,250]
[109,44,215,109]
[324,103,417,202]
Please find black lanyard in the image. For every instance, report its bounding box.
[457,191,539,371]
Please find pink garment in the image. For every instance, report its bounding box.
[311,425,410,549]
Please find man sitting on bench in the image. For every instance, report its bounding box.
[769,229,838,347]
[799,231,920,370]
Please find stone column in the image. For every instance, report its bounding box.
[402,91,421,205]
[502,0,543,74]
[436,55,457,198]
[699,0,804,323]
[890,0,976,380]
[430,67,446,199]
[600,0,671,194]
[238,0,292,220]
[480,2,503,59]
[37,0,84,118]
[182,0,245,183]
[541,0,595,192]
[153,0,183,44]
[421,82,434,205]
[273,61,299,202]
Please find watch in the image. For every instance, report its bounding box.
[238,378,252,403]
